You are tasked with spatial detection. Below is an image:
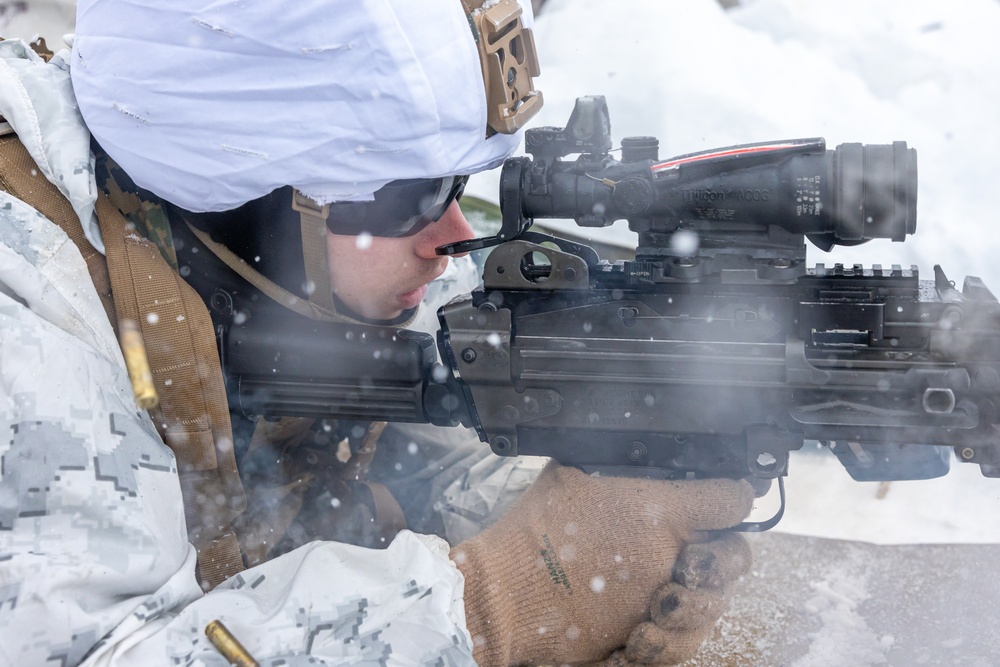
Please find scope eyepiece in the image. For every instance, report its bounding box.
[829,141,917,245]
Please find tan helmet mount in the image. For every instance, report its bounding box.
[461,0,543,135]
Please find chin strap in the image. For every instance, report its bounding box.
[186,220,342,322]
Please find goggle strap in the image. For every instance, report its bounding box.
[292,189,336,312]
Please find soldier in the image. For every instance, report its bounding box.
[0,1,753,665]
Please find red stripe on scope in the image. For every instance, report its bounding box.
[650,143,804,174]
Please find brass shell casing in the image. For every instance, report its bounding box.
[118,320,158,409]
[205,620,259,667]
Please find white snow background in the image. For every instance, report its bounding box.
[469,0,1000,546]
[5,0,1000,545]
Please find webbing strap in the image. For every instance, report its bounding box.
[97,194,247,589]
[341,421,387,482]
[186,220,342,321]
[0,135,116,321]
[0,135,247,589]
[196,533,246,591]
[365,481,408,540]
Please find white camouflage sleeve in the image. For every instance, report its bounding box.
[96,535,473,666]
[0,173,475,667]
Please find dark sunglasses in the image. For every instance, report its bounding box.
[325,175,468,238]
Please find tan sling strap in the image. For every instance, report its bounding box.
[0,134,116,321]
[0,135,247,589]
[342,422,408,542]
[98,195,247,589]
[365,480,408,541]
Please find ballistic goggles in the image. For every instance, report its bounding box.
[306,175,469,238]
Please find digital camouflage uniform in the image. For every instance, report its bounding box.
[0,38,544,666]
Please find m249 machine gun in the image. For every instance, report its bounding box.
[223,96,1000,527]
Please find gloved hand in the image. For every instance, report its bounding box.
[451,462,754,667]
[603,532,752,666]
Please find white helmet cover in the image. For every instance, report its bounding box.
[70,0,532,211]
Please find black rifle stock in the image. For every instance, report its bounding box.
[223,97,1000,521]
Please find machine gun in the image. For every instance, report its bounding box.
[221,96,1000,527]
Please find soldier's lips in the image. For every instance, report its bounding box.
[396,284,428,310]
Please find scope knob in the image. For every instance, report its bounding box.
[612,177,655,217]
[621,136,659,162]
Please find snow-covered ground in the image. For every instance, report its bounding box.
[506,0,1000,546]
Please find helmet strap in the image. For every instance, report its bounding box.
[291,189,336,313]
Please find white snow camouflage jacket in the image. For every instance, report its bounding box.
[0,39,485,667]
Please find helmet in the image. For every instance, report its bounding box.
[71,0,542,214]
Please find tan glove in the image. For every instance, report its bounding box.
[451,462,754,666]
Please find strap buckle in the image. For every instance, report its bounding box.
[291,189,330,221]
